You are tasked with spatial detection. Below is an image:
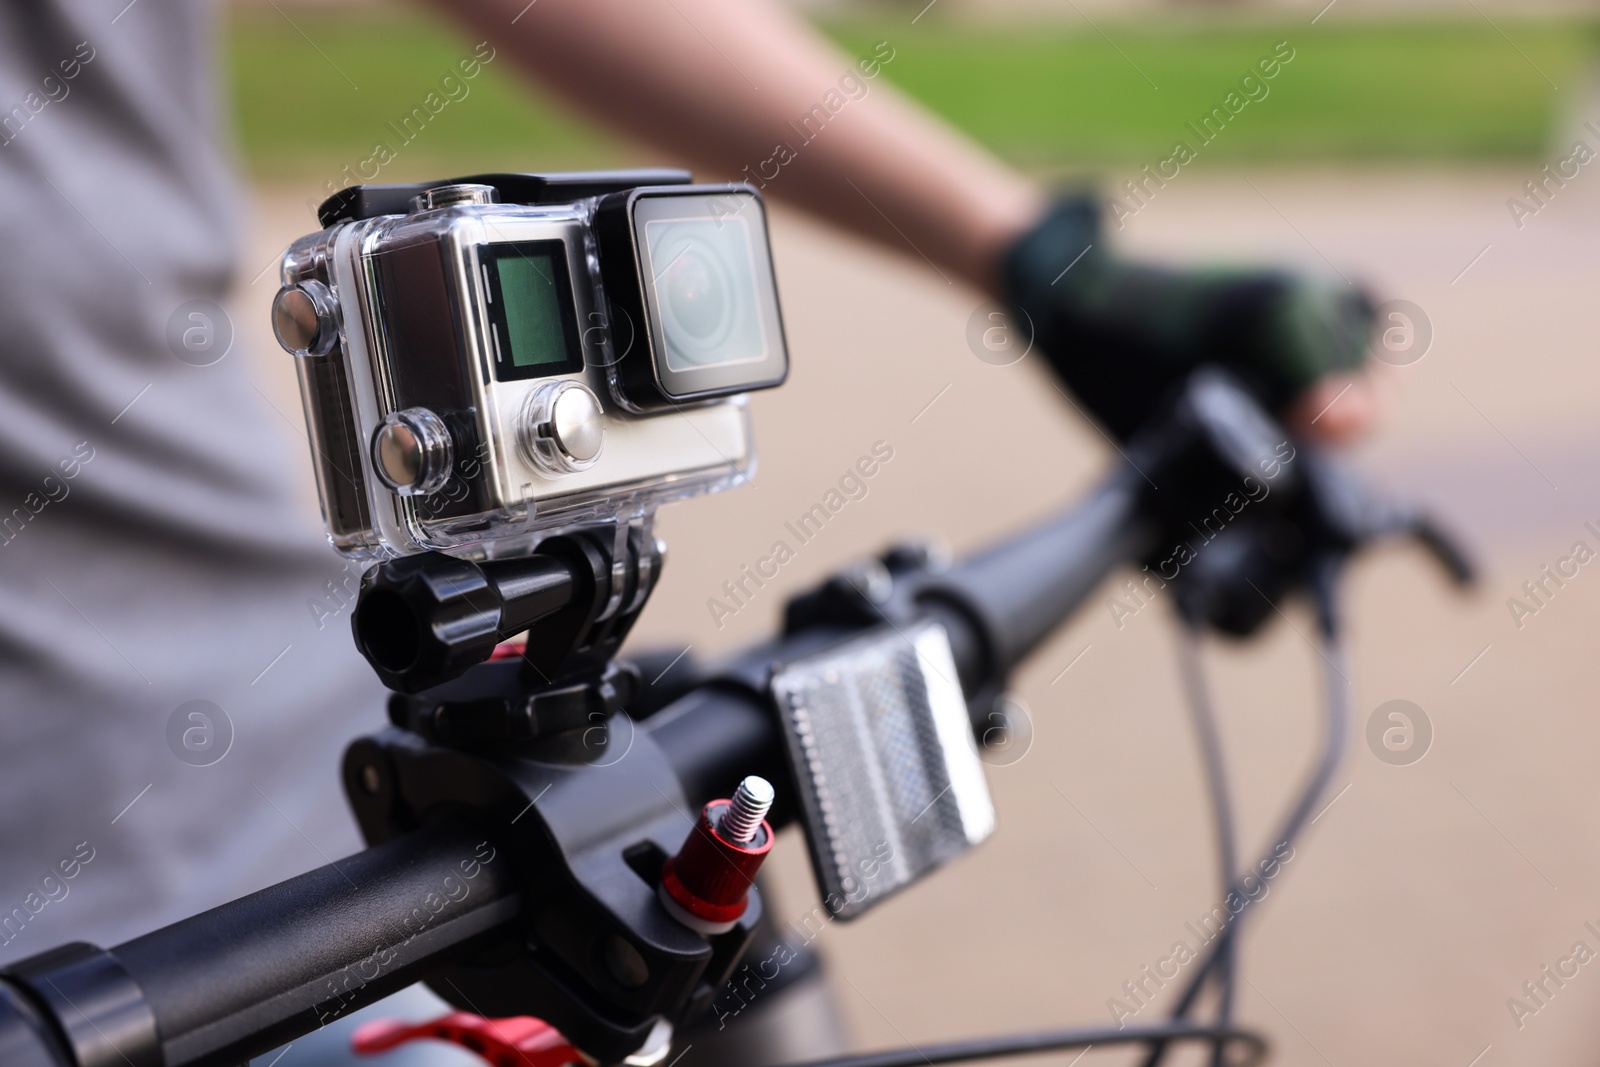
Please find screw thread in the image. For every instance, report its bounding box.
[719,776,775,844]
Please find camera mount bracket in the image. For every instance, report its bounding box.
[343,668,762,1065]
[353,518,662,698]
[340,518,770,1062]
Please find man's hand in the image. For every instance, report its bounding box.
[1003,195,1377,444]
[1285,371,1377,444]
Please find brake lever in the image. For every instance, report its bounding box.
[1296,448,1476,586]
[1409,515,1476,587]
[1161,437,1477,637]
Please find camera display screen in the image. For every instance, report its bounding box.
[483,241,582,381]
[631,191,786,402]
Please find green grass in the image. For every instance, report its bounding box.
[226,7,627,183]
[828,19,1594,165]
[225,5,1596,182]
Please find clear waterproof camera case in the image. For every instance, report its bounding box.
[272,171,787,560]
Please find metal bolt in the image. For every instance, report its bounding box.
[719,776,774,844]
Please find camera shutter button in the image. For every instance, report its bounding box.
[271,282,337,357]
[372,408,453,497]
[523,382,605,474]
[551,387,605,463]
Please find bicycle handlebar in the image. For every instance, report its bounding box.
[0,371,1468,1067]
[916,468,1157,681]
[0,465,1157,1067]
[0,824,519,1067]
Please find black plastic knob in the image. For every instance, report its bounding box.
[354,553,577,693]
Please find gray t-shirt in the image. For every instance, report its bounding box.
[0,0,387,963]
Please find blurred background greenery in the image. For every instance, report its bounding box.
[227,3,1598,182]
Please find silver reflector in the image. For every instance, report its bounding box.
[771,622,995,920]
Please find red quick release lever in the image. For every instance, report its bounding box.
[659,775,775,935]
[351,1011,588,1067]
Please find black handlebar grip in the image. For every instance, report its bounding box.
[354,553,578,692]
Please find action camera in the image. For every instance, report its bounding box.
[271,170,788,560]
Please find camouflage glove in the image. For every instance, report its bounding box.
[1002,194,1374,441]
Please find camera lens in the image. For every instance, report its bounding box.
[646,218,764,371]
[662,249,729,346]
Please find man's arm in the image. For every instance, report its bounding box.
[425,0,1373,441]
[424,0,1044,298]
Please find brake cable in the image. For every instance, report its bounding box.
[1174,606,1242,1067]
[1142,555,1351,1067]
[777,555,1350,1067]
[775,1020,1267,1067]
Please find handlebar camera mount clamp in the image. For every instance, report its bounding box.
[343,518,769,1065]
